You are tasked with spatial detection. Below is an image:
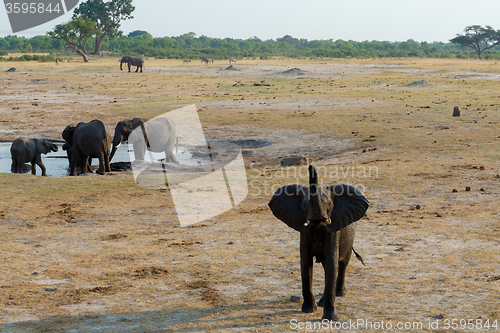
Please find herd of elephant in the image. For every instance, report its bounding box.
[10,117,178,177]
[11,54,369,322]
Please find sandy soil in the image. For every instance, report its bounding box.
[0,58,499,332]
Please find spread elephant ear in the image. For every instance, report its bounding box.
[326,184,369,233]
[268,184,308,233]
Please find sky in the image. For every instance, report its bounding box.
[1,0,499,42]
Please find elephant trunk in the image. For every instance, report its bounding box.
[120,59,124,70]
[109,134,123,162]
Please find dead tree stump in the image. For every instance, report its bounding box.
[453,106,460,117]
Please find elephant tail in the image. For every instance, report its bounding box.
[352,248,365,266]
[175,136,179,153]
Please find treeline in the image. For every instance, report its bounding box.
[3,32,500,60]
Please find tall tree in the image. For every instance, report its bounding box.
[450,25,500,59]
[73,0,135,55]
[48,17,99,62]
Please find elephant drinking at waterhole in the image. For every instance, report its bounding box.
[62,119,111,176]
[109,117,178,164]
[10,138,58,176]
[268,165,369,320]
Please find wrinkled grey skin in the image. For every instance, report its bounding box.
[268,165,369,321]
[62,119,111,176]
[110,117,178,163]
[120,56,144,72]
[10,138,58,176]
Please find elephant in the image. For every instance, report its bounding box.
[62,141,92,173]
[109,117,178,163]
[268,165,369,321]
[62,119,111,176]
[120,55,144,72]
[10,138,58,176]
[201,57,214,65]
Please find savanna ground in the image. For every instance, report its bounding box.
[0,56,499,332]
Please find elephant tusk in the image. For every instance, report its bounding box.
[303,220,311,227]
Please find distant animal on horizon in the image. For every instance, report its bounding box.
[229,57,238,63]
[183,59,191,64]
[10,138,58,176]
[201,57,214,65]
[120,55,144,73]
[268,165,369,321]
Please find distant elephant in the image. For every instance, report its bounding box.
[109,117,178,163]
[10,138,58,176]
[268,165,369,321]
[201,57,214,65]
[120,55,144,72]
[62,119,111,176]
[183,59,191,64]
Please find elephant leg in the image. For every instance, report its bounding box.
[135,66,139,73]
[336,253,352,297]
[165,151,178,163]
[11,159,18,173]
[104,152,111,172]
[69,147,81,176]
[322,233,339,321]
[82,156,91,174]
[31,162,37,175]
[37,162,47,176]
[300,233,317,313]
[139,66,143,73]
[128,63,131,72]
[95,153,106,175]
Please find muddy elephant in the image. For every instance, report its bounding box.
[62,119,111,176]
[10,138,58,176]
[120,55,144,72]
[268,165,369,320]
[109,117,178,163]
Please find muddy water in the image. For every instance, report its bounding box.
[0,142,197,177]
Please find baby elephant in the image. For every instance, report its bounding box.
[268,165,369,321]
[10,138,58,176]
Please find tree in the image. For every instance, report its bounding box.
[73,0,134,55]
[128,30,148,38]
[48,17,99,62]
[450,25,500,59]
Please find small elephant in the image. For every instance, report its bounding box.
[268,165,369,320]
[10,138,58,176]
[62,141,92,173]
[109,117,178,163]
[62,119,111,176]
[120,55,144,72]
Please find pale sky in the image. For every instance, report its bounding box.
[1,0,499,42]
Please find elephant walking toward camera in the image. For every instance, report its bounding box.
[268,165,369,321]
[62,119,111,176]
[109,117,178,163]
[120,56,144,72]
[10,138,58,176]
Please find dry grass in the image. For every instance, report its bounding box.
[0,57,499,332]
